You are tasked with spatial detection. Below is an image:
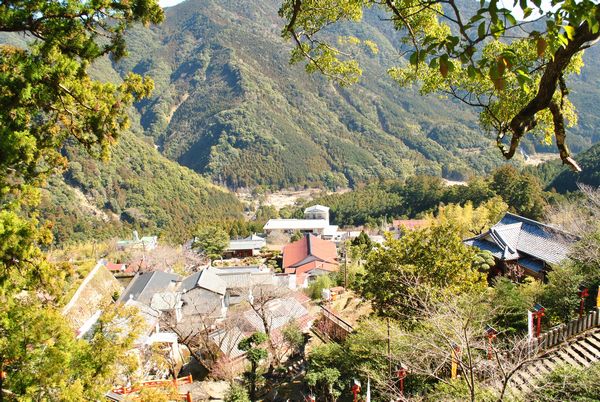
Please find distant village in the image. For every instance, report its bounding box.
[61,204,581,400]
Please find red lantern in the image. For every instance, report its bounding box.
[396,366,407,395]
[578,287,589,319]
[351,382,361,402]
[533,303,545,338]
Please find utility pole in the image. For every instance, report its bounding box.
[387,317,392,378]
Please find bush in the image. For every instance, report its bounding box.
[224,383,250,402]
[307,275,333,300]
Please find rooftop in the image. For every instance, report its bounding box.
[283,234,338,269]
[118,271,181,304]
[465,212,578,266]
[304,204,330,213]
[264,218,332,230]
[227,239,266,251]
[181,267,227,295]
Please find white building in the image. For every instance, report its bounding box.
[263,205,338,240]
[304,204,330,221]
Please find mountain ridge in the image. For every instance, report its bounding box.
[115,0,599,189]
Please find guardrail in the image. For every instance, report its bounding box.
[531,308,600,353]
[314,305,354,343]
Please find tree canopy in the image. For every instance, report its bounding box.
[280,0,600,170]
[0,0,163,398]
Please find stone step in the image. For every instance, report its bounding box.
[568,343,593,366]
[579,339,600,359]
[556,349,582,367]
[583,335,600,350]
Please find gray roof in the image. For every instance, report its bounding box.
[118,271,181,304]
[181,268,226,295]
[465,212,578,265]
[227,239,265,251]
[243,297,308,332]
[209,327,246,359]
[304,204,330,213]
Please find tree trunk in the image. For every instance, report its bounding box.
[250,361,257,402]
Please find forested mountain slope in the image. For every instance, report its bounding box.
[41,130,244,244]
[530,143,600,193]
[116,0,599,189]
[0,31,244,245]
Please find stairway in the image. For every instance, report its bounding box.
[508,328,600,394]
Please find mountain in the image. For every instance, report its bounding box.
[41,129,244,245]
[112,0,599,190]
[538,143,600,192]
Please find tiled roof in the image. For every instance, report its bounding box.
[118,271,181,304]
[283,234,337,269]
[181,268,226,295]
[227,240,265,251]
[466,212,578,265]
[105,262,126,272]
[209,326,246,359]
[243,297,309,333]
[264,219,330,230]
[216,270,274,289]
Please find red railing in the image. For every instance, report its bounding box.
[111,374,194,400]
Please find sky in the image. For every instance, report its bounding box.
[159,0,186,7]
[159,0,553,19]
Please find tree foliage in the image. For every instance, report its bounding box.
[305,168,551,228]
[359,224,486,319]
[238,332,268,402]
[281,0,600,170]
[193,226,230,259]
[0,0,163,398]
[528,364,600,401]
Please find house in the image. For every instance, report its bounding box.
[304,204,330,221]
[263,204,338,239]
[212,265,297,304]
[283,234,339,287]
[180,268,228,319]
[118,271,181,305]
[464,212,579,280]
[105,261,127,273]
[224,234,266,259]
[117,230,158,251]
[241,295,313,336]
[210,293,313,363]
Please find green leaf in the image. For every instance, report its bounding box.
[558,33,569,46]
[519,0,527,10]
[564,25,576,40]
[478,22,486,39]
[409,51,419,65]
[439,57,449,78]
[506,13,517,26]
[467,65,477,78]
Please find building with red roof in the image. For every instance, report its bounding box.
[283,234,338,287]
